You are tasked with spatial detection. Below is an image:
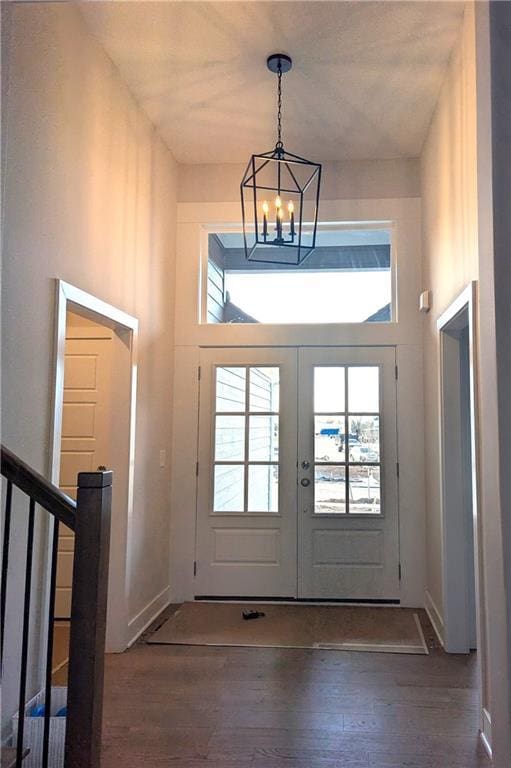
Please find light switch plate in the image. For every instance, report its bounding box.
[419,290,431,313]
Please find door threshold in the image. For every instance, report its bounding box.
[194,596,400,606]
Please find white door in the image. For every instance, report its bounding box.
[195,348,298,597]
[195,346,399,601]
[56,332,113,617]
[298,347,399,600]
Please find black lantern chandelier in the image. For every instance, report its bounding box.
[241,53,322,265]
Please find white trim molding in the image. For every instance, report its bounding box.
[175,198,422,349]
[127,586,171,648]
[437,282,480,654]
[437,282,491,756]
[481,708,492,760]
[50,279,139,653]
[171,196,425,609]
[424,589,445,648]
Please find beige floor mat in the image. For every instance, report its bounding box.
[148,602,428,655]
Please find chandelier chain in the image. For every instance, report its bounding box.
[276,60,283,150]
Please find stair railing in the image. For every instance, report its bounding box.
[1,444,112,768]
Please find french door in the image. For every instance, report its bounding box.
[297,347,399,600]
[195,348,298,597]
[195,347,399,601]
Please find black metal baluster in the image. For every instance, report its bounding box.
[42,516,59,768]
[16,497,35,768]
[1,480,13,661]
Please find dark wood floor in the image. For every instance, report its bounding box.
[101,607,490,768]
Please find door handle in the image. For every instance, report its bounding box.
[301,460,310,470]
[300,478,311,487]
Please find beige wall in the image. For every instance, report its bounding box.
[474,1,511,761]
[1,0,177,720]
[489,1,511,739]
[421,4,511,760]
[178,158,420,203]
[420,2,478,620]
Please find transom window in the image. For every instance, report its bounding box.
[313,365,382,515]
[213,366,279,513]
[205,227,394,325]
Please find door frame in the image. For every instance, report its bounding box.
[50,279,139,652]
[193,346,400,602]
[437,280,488,743]
[171,342,424,606]
[438,282,482,655]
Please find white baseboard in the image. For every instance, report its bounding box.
[480,707,492,759]
[127,585,171,648]
[424,589,444,647]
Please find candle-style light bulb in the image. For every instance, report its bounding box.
[288,200,295,239]
[276,204,283,240]
[262,200,269,240]
[274,196,282,239]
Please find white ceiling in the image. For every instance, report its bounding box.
[79,1,465,164]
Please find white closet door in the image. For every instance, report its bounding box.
[57,333,113,617]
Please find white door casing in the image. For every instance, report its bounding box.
[51,280,139,651]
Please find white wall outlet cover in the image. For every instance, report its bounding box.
[159,449,166,468]
[419,290,431,313]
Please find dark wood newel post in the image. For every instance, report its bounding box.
[64,470,113,768]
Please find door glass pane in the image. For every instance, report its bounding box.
[347,416,380,462]
[314,417,345,462]
[214,415,245,461]
[214,465,244,512]
[348,367,379,412]
[249,416,279,461]
[216,367,246,412]
[314,466,346,514]
[314,367,345,412]
[249,367,279,412]
[349,466,381,514]
[248,465,279,512]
